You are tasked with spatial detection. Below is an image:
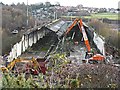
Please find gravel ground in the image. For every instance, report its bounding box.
[20,51,46,59]
[68,45,86,64]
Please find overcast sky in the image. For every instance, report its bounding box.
[0,0,120,8]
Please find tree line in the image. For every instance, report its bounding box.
[2,4,36,55]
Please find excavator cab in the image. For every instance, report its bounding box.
[36,58,47,75]
[23,57,47,75]
[85,52,93,59]
[88,54,105,64]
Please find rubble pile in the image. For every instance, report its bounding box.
[52,63,120,88]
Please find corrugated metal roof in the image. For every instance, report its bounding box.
[49,21,65,32]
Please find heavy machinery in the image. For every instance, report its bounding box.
[0,30,59,75]
[0,57,47,75]
[64,18,105,64]
[0,18,105,75]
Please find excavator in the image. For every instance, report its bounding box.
[0,18,105,75]
[0,30,60,75]
[64,18,105,64]
[0,57,47,75]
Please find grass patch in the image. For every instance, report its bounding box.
[61,16,82,19]
[40,47,49,51]
[84,13,119,20]
[62,13,119,20]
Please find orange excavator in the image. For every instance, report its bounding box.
[65,18,105,64]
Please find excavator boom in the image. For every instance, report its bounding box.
[79,19,91,52]
[0,57,47,74]
[65,18,79,35]
[65,18,91,52]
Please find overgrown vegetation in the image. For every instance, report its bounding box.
[2,53,120,88]
[2,4,36,55]
[2,5,35,31]
[2,29,22,55]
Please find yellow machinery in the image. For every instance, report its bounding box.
[0,57,47,74]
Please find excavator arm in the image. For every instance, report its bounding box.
[65,18,79,35]
[0,58,22,72]
[0,57,47,74]
[78,19,91,52]
[65,18,91,53]
[7,58,22,70]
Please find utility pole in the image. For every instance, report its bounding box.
[34,10,37,28]
[26,0,28,28]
